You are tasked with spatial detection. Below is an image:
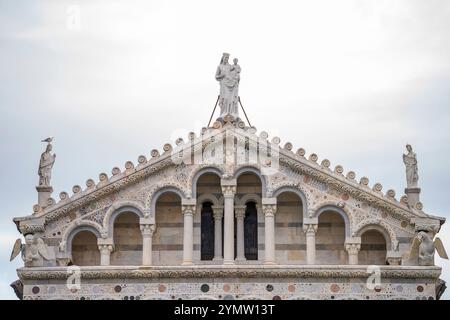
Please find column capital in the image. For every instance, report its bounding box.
[235,205,246,219]
[345,243,361,255]
[303,223,318,234]
[221,179,237,198]
[181,199,196,216]
[262,198,277,216]
[140,223,156,236]
[98,244,114,253]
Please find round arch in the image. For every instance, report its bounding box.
[190,166,224,199]
[149,186,185,216]
[104,204,145,239]
[233,166,267,196]
[236,193,262,206]
[65,224,102,257]
[314,205,351,237]
[272,186,308,220]
[354,223,394,251]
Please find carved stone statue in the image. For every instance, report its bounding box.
[38,138,56,187]
[403,144,418,188]
[10,234,54,267]
[215,53,240,121]
[408,231,448,266]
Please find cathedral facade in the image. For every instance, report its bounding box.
[11,55,447,300]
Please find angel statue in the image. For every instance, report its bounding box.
[10,234,54,267]
[408,231,448,266]
[38,137,56,186]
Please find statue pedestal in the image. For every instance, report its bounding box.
[405,187,420,208]
[36,185,53,208]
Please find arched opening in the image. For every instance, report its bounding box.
[359,229,387,265]
[153,192,182,265]
[316,211,346,264]
[201,201,215,260]
[244,201,258,260]
[275,191,305,264]
[110,212,142,265]
[236,172,261,260]
[196,173,222,261]
[71,231,100,266]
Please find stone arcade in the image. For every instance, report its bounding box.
[11,54,448,300]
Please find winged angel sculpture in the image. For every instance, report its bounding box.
[10,234,54,267]
[408,231,448,266]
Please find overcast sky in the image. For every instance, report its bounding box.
[1,0,450,299]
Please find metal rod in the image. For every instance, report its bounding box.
[238,97,252,127]
[207,95,220,127]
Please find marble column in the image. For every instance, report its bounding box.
[140,221,156,266]
[303,222,318,264]
[345,237,361,265]
[221,179,237,265]
[262,198,277,265]
[212,206,224,261]
[235,206,247,262]
[97,239,114,266]
[181,199,196,265]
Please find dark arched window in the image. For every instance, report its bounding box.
[244,201,258,260]
[201,202,215,260]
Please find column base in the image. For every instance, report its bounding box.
[181,261,193,266]
[264,260,277,265]
[212,257,223,261]
[223,260,235,265]
[235,257,247,262]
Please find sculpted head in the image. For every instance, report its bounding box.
[46,144,52,152]
[25,234,34,245]
[406,144,412,152]
[233,58,238,65]
[221,53,230,64]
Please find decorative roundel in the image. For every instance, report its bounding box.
[59,192,69,200]
[137,155,147,164]
[213,121,222,129]
[373,183,383,192]
[224,114,234,123]
[400,195,408,204]
[248,126,257,134]
[238,120,246,129]
[271,136,281,144]
[111,167,121,175]
[266,284,274,292]
[125,161,134,170]
[360,177,369,186]
[260,131,269,139]
[346,171,356,180]
[151,149,160,158]
[386,189,396,198]
[321,159,331,168]
[72,185,81,194]
[163,143,172,152]
[47,198,56,206]
[334,165,344,174]
[296,148,306,157]
[284,142,293,151]
[99,173,108,181]
[415,202,423,210]
[309,153,318,162]
[33,204,41,213]
[200,284,210,293]
[175,138,184,146]
[188,132,196,140]
[86,179,95,188]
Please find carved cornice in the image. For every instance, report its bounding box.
[17,266,442,281]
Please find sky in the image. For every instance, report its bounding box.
[1,0,450,299]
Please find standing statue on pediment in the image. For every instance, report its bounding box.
[215,53,240,121]
[38,137,56,187]
[403,144,418,188]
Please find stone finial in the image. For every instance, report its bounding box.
[334,165,344,175]
[111,167,121,175]
[321,159,331,168]
[296,148,306,157]
[137,155,147,164]
[284,142,293,151]
[125,161,134,170]
[150,149,160,158]
[308,153,318,163]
